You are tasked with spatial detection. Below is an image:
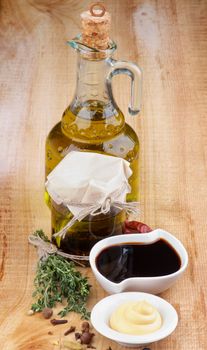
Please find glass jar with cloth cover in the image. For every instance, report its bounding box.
[46,151,139,262]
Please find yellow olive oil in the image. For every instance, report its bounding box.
[46,100,139,257]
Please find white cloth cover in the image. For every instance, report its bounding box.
[45,151,138,238]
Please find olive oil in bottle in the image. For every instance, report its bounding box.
[45,4,142,261]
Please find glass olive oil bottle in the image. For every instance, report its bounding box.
[45,5,142,261]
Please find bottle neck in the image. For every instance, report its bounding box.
[71,53,112,112]
[61,45,125,143]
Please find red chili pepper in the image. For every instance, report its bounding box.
[124,220,152,233]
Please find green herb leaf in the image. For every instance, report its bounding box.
[33,229,50,242]
[31,231,91,319]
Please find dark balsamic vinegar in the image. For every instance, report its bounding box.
[96,239,181,283]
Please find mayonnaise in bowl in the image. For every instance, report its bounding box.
[110,300,162,335]
[91,292,178,348]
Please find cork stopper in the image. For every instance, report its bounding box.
[81,3,111,50]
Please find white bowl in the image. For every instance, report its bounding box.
[89,229,188,294]
[91,292,178,347]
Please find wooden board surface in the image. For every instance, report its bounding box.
[0,0,207,349]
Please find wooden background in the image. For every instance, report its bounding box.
[0,0,207,349]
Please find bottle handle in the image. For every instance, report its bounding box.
[106,59,142,116]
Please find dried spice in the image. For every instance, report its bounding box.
[31,230,91,319]
[75,321,94,346]
[80,332,95,345]
[42,307,53,319]
[64,326,76,336]
[81,321,90,332]
[75,332,81,340]
[125,220,152,233]
[50,318,68,326]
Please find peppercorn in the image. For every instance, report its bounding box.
[80,332,94,345]
[42,307,53,319]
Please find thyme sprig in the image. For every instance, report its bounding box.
[31,230,91,319]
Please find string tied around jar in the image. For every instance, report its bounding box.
[28,233,89,267]
[52,182,140,240]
